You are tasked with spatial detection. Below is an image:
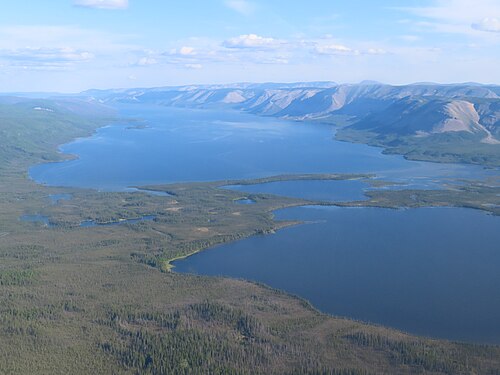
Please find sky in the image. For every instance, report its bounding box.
[0,0,499,92]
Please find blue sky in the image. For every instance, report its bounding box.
[0,0,499,92]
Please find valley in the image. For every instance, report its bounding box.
[83,82,500,167]
[3,1,499,373]
[0,95,499,374]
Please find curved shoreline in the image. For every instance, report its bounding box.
[21,104,500,342]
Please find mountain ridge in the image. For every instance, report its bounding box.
[77,82,500,166]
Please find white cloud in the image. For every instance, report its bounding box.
[223,34,282,49]
[74,0,128,9]
[314,43,359,56]
[137,57,157,66]
[160,35,389,69]
[179,46,196,56]
[366,48,387,55]
[224,0,255,16]
[258,57,289,64]
[0,25,138,73]
[472,17,500,33]
[0,47,94,70]
[311,38,389,57]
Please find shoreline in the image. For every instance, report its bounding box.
[164,219,302,272]
[170,202,500,346]
[2,101,499,372]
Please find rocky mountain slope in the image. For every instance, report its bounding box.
[80,82,500,166]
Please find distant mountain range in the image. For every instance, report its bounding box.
[78,82,499,167]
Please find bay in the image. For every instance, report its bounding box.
[174,206,500,344]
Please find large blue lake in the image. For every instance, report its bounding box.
[174,206,500,344]
[30,105,500,344]
[30,105,493,190]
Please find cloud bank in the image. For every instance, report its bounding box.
[472,17,500,33]
[223,34,282,49]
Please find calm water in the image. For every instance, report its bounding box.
[28,104,500,343]
[174,206,500,344]
[225,179,368,202]
[30,105,494,191]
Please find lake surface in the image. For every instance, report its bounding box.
[174,206,500,344]
[225,179,368,202]
[28,104,500,343]
[30,105,494,191]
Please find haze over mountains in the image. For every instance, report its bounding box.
[80,82,500,166]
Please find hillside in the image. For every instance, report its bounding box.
[82,82,500,166]
[0,97,115,173]
[335,95,500,166]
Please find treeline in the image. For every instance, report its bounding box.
[344,332,497,374]
[96,301,360,374]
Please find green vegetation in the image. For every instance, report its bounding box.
[330,181,500,216]
[0,98,114,175]
[336,128,500,167]
[0,100,499,374]
[222,173,373,185]
[0,269,36,286]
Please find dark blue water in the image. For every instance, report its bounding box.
[225,179,368,202]
[29,105,494,191]
[174,206,500,344]
[27,104,500,343]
